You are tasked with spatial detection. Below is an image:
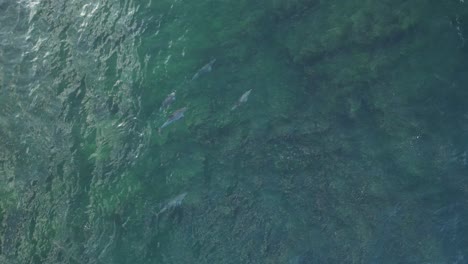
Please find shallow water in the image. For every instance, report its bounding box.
[1,0,468,263]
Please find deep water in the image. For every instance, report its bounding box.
[1,0,468,263]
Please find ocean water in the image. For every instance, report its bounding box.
[1,0,468,263]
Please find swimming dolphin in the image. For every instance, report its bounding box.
[231,89,252,111]
[159,107,187,133]
[159,91,176,112]
[191,59,216,81]
[156,192,187,216]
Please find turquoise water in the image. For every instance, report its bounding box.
[1,0,468,263]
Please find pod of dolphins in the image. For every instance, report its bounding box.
[158,58,252,133]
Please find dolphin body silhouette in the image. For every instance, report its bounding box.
[159,107,187,133]
[191,59,216,81]
[159,91,176,112]
[231,89,252,111]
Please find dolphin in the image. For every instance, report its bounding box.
[156,192,188,216]
[159,107,187,133]
[159,91,176,112]
[231,89,252,110]
[191,59,216,81]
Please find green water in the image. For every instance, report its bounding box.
[1,0,468,263]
